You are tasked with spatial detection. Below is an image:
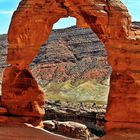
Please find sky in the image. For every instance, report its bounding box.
[0,0,140,34]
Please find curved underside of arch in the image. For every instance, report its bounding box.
[1,0,140,133]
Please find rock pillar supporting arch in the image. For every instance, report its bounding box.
[1,0,140,131]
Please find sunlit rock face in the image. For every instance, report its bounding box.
[1,0,140,133]
[2,66,45,117]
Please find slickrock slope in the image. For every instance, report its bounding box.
[0,125,74,140]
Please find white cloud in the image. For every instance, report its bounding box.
[0,10,14,14]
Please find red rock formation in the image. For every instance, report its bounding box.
[2,0,140,134]
[2,66,45,117]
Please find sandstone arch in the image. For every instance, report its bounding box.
[1,0,140,133]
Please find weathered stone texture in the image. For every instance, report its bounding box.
[2,66,45,117]
[1,0,140,134]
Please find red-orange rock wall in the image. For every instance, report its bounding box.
[105,38,140,132]
[1,0,140,131]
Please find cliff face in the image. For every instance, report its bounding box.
[0,26,111,103]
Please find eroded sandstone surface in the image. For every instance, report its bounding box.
[2,66,45,117]
[0,0,140,138]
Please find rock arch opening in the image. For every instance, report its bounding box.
[0,0,140,139]
[30,17,112,138]
[0,15,111,138]
[53,17,76,29]
[31,17,111,105]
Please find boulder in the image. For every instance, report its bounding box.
[44,120,56,131]
[44,120,90,140]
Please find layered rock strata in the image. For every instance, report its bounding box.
[0,26,111,103]
[0,27,110,85]
[31,26,110,85]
